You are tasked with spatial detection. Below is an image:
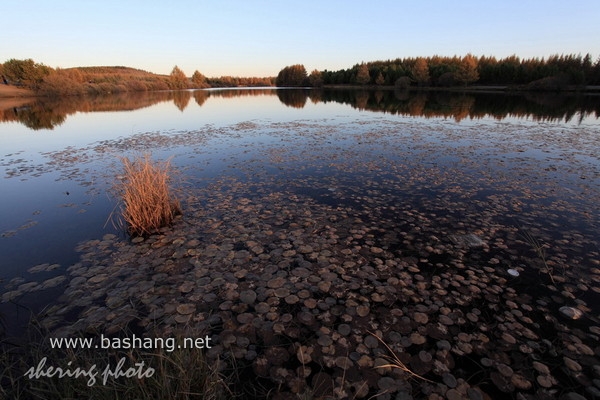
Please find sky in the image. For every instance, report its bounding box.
[3,0,599,77]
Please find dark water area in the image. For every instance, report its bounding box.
[1,89,600,398]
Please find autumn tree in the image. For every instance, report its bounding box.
[375,72,385,85]
[411,58,430,86]
[308,69,323,87]
[191,70,208,88]
[169,65,188,89]
[455,54,479,86]
[276,64,308,86]
[355,63,371,85]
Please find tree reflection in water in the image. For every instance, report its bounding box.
[1,88,598,130]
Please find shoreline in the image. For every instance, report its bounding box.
[0,84,36,98]
[321,83,600,93]
[3,83,600,101]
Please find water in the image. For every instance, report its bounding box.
[3,88,600,398]
[1,88,599,332]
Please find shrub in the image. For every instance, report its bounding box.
[437,72,456,87]
[118,154,181,237]
[526,75,569,91]
[37,71,86,96]
[125,79,148,91]
[394,76,411,90]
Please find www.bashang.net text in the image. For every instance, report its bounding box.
[24,334,212,386]
[48,333,212,353]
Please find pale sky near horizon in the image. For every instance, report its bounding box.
[3,0,599,77]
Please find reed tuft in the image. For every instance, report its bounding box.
[119,154,181,237]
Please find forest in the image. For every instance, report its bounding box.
[2,53,599,97]
[277,54,600,90]
[0,60,274,96]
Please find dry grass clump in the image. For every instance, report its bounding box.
[119,154,181,237]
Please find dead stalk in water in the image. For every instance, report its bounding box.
[369,331,433,383]
[518,227,557,284]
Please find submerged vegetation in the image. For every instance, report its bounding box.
[116,155,181,237]
[1,96,599,397]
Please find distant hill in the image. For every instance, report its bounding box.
[43,66,173,95]
[65,66,167,77]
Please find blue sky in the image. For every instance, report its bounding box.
[3,0,599,77]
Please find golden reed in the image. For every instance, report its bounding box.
[120,154,181,236]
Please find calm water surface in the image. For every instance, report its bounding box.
[1,89,599,334]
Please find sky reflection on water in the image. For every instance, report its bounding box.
[1,89,599,336]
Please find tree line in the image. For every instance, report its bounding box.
[3,53,599,96]
[276,53,600,90]
[0,59,275,96]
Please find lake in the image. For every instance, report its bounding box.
[1,88,600,398]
